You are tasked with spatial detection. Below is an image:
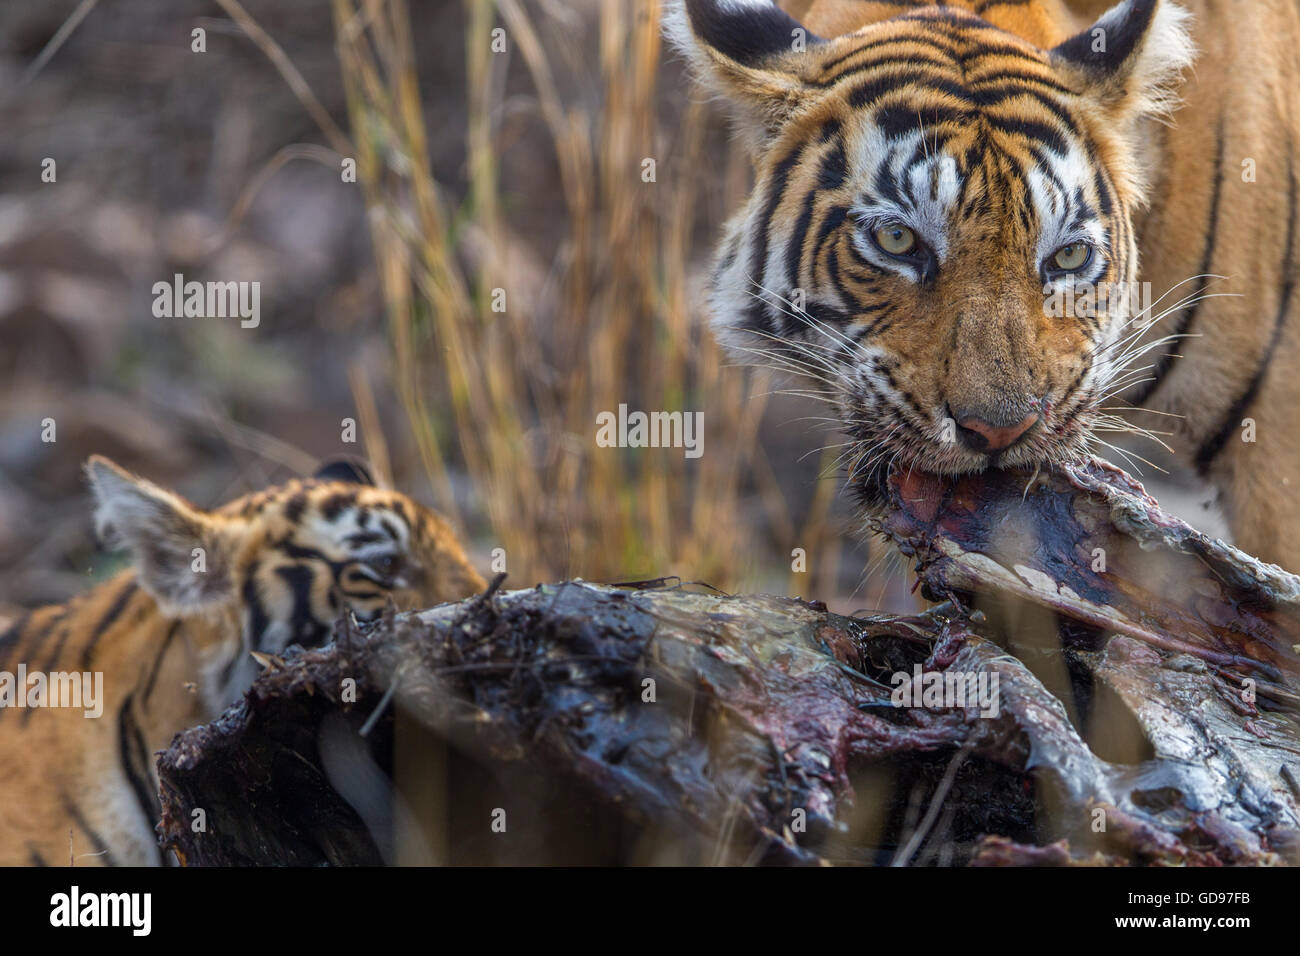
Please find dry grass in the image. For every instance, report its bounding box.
[327,0,841,590]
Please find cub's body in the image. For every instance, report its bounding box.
[0,459,484,865]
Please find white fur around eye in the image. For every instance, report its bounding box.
[305,504,412,562]
[846,125,958,277]
[849,207,934,283]
[1027,157,1109,282]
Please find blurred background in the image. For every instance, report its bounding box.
[0,0,1222,621]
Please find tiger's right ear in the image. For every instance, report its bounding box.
[86,456,234,616]
[664,0,825,142]
[1049,0,1193,126]
[313,457,375,486]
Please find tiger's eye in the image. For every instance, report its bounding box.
[874,223,917,256]
[1052,242,1091,272]
[364,552,402,581]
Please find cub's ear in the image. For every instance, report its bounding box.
[1050,0,1194,125]
[664,0,825,141]
[85,456,234,616]
[313,457,375,486]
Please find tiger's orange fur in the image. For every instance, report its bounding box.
[0,457,484,866]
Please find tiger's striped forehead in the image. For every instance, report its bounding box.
[785,10,1120,249]
[217,479,421,558]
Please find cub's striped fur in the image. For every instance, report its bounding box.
[0,457,485,866]
[669,0,1300,570]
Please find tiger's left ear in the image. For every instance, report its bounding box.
[1050,0,1194,127]
[664,0,825,144]
[86,456,235,616]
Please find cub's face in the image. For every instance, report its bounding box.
[215,465,487,651]
[669,0,1192,493]
[87,456,485,676]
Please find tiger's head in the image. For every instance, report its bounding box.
[86,455,485,702]
[668,0,1193,496]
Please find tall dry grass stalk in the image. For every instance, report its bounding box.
[331,0,811,588]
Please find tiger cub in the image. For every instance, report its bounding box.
[668,0,1300,571]
[0,456,485,866]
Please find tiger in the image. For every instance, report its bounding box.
[0,456,486,866]
[666,0,1300,571]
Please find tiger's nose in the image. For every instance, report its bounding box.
[950,406,1039,452]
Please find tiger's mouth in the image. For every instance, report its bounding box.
[843,407,1093,511]
[849,449,1048,516]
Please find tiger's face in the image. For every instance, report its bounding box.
[88,455,485,701]
[212,462,487,650]
[670,0,1192,494]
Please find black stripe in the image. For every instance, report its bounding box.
[854,305,898,341]
[63,796,119,867]
[872,144,908,208]
[277,564,329,648]
[876,100,974,139]
[840,236,891,284]
[816,130,847,192]
[0,611,30,670]
[0,609,64,725]
[280,541,335,565]
[970,71,1075,96]
[320,491,356,520]
[818,31,958,77]
[825,245,849,307]
[847,71,974,112]
[812,204,849,272]
[1093,166,1114,217]
[804,300,857,334]
[76,578,139,671]
[14,608,63,662]
[952,40,1050,63]
[241,564,270,652]
[1056,364,1087,415]
[985,115,1069,156]
[27,845,48,867]
[718,232,741,273]
[785,135,827,308]
[118,693,163,865]
[1194,153,1297,473]
[975,84,1083,135]
[879,363,931,422]
[1130,117,1225,405]
[811,50,954,87]
[746,142,808,333]
[1025,143,1071,203]
[142,620,181,712]
[283,490,307,524]
[785,209,816,315]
